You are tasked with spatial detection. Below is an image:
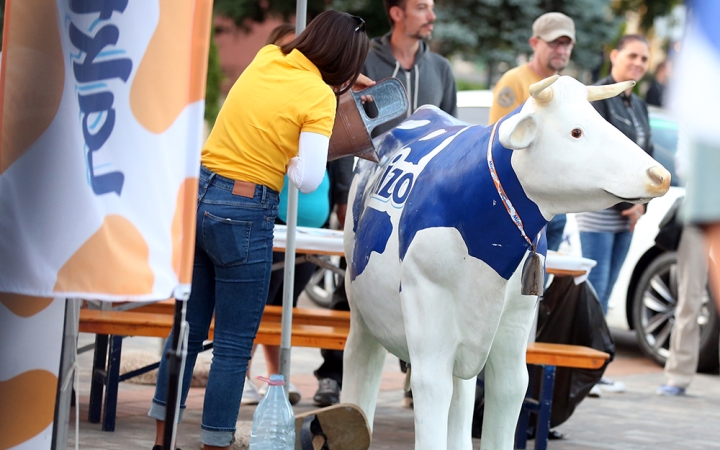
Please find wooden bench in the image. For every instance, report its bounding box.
[79,300,608,450]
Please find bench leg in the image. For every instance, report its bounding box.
[515,364,536,450]
[534,365,556,450]
[515,401,531,449]
[88,334,109,424]
[102,335,123,432]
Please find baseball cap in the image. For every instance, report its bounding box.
[532,12,575,43]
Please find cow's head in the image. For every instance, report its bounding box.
[498,75,671,218]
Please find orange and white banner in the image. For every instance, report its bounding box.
[0,1,212,448]
[0,0,211,302]
[0,297,65,449]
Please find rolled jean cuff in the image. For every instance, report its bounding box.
[148,400,185,423]
[200,427,235,447]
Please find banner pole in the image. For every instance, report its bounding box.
[162,299,188,450]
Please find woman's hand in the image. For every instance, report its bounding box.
[352,74,375,91]
[621,204,646,231]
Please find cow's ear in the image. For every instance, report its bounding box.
[498,114,537,150]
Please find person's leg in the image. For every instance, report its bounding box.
[149,180,217,445]
[242,252,286,405]
[579,231,614,314]
[604,230,634,304]
[196,181,278,448]
[663,226,708,391]
[314,262,348,406]
[545,214,567,252]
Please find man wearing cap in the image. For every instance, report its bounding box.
[488,12,575,124]
[488,11,575,253]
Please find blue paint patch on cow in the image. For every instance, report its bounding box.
[397,112,548,280]
[351,208,393,280]
[351,105,547,282]
[351,161,375,234]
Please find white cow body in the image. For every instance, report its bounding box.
[341,76,670,450]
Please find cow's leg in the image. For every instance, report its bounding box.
[447,375,476,450]
[481,262,538,450]
[341,307,386,430]
[402,282,456,450]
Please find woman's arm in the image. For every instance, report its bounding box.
[287,132,329,193]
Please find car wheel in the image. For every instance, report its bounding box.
[303,259,341,309]
[631,251,720,371]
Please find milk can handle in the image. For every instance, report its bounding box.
[351,78,409,134]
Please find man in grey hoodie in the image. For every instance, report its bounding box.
[362,0,457,136]
[312,0,457,409]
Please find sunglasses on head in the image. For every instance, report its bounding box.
[351,15,366,33]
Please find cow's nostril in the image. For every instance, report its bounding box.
[647,166,666,187]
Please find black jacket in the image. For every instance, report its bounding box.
[592,75,653,157]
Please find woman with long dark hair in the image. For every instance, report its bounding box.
[578,34,652,396]
[148,11,370,449]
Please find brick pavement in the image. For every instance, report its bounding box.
[67,322,720,450]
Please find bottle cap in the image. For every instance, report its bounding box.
[257,374,285,386]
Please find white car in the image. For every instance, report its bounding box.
[456,93,719,370]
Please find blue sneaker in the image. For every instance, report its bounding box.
[657,384,686,396]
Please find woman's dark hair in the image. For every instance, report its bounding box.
[383,0,407,28]
[281,10,369,95]
[616,34,649,51]
[266,23,296,46]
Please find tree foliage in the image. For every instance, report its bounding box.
[434,0,620,76]
[204,33,223,127]
[613,0,683,31]
[213,0,327,29]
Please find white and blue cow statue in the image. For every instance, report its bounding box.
[340,75,671,450]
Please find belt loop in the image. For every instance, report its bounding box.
[201,165,216,184]
[261,184,267,203]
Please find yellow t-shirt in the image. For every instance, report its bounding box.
[488,63,543,124]
[202,45,336,192]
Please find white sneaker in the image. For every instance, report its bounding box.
[588,384,602,398]
[597,376,626,393]
[241,377,261,405]
[258,381,302,405]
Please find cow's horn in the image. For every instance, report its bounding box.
[529,75,559,103]
[587,81,636,101]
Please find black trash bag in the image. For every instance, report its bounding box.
[471,275,615,438]
[532,275,615,428]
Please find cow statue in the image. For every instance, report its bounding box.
[340,75,671,450]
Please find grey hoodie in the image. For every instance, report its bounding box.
[362,33,457,136]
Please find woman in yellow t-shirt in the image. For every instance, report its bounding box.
[149,11,370,450]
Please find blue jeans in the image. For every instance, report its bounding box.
[149,166,278,447]
[580,230,633,315]
[546,214,567,251]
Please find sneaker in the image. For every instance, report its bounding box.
[657,384,686,396]
[241,377,261,405]
[313,378,340,407]
[597,376,625,393]
[588,384,602,398]
[402,390,414,409]
[258,381,302,405]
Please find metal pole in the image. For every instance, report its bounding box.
[162,299,188,450]
[278,1,308,394]
[53,298,80,449]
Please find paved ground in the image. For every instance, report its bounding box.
[66,298,720,450]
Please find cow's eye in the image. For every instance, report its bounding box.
[571,128,583,138]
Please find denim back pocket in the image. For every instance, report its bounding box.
[202,211,252,266]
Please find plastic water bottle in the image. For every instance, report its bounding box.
[249,374,295,450]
